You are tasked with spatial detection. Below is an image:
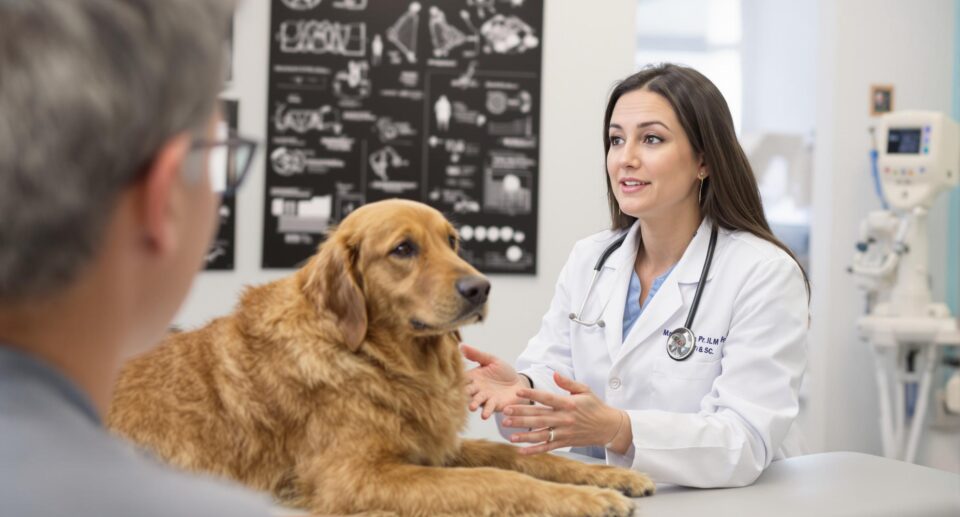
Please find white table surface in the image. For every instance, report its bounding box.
[273,451,959,516]
[563,450,960,517]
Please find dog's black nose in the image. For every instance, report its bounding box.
[456,275,490,305]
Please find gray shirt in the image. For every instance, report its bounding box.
[0,345,274,517]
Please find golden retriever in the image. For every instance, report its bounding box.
[108,199,654,516]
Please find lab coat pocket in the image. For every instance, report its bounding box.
[570,323,610,366]
[651,354,721,380]
[650,355,721,412]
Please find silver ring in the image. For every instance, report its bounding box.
[547,427,555,443]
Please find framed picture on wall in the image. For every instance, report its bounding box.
[870,84,894,116]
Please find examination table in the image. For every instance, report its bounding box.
[273,450,960,516]
[560,450,960,517]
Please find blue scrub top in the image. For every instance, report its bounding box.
[622,265,676,343]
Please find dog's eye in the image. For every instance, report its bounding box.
[390,241,417,258]
[448,235,458,250]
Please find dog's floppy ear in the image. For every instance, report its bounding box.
[308,235,368,351]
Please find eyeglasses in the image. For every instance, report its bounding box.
[192,130,258,197]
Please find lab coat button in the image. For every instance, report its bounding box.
[609,377,622,390]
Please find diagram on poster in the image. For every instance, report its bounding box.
[265,0,543,274]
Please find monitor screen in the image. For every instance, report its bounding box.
[887,128,922,154]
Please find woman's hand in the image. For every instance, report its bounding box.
[462,344,530,419]
[501,372,631,455]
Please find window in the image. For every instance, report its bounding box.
[636,0,742,133]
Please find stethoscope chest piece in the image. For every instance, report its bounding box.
[666,327,696,361]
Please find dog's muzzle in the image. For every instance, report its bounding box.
[455,275,490,307]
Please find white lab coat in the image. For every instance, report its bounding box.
[497,218,808,488]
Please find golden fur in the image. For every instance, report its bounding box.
[108,199,654,516]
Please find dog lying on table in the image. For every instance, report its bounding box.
[108,199,654,516]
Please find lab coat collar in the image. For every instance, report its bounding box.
[598,222,639,360]
[601,217,719,363]
[599,220,640,272]
[674,217,720,284]
[600,217,718,282]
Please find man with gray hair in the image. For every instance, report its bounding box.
[0,1,272,515]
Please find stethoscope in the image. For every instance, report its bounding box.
[568,224,719,361]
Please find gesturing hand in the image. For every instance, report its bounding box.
[461,344,530,419]
[501,372,628,455]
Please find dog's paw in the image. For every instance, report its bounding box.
[575,464,656,497]
[548,485,635,517]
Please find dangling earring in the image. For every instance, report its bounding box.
[698,174,705,204]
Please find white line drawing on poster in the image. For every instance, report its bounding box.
[398,70,419,87]
[371,34,383,65]
[320,135,354,152]
[454,196,480,213]
[274,104,343,134]
[428,136,478,163]
[500,136,537,149]
[488,116,532,136]
[282,0,323,11]
[271,147,307,176]
[451,61,479,89]
[378,118,401,141]
[484,168,532,214]
[205,243,227,264]
[277,20,366,56]
[387,2,421,63]
[368,146,409,182]
[270,147,348,175]
[481,14,538,54]
[434,95,452,131]
[452,100,487,127]
[445,164,477,177]
[332,60,371,101]
[466,0,496,18]
[271,195,332,234]
[505,245,524,263]
[428,7,480,58]
[428,188,480,213]
[332,0,367,10]
[473,226,487,242]
[486,90,531,115]
[377,117,416,142]
[335,192,365,220]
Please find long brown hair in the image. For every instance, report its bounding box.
[603,63,810,295]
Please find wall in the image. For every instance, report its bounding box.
[950,0,960,317]
[740,0,817,136]
[739,0,821,449]
[174,0,637,442]
[809,0,958,470]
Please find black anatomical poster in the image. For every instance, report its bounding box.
[205,98,239,270]
[263,0,543,274]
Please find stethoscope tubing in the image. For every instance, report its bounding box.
[568,223,719,353]
[683,224,719,330]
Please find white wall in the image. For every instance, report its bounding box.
[739,0,821,451]
[174,0,637,442]
[740,0,817,135]
[809,0,958,471]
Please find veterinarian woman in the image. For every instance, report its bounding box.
[463,63,809,489]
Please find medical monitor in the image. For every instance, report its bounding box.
[875,111,959,210]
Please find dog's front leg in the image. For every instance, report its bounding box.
[450,439,656,498]
[298,456,635,517]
